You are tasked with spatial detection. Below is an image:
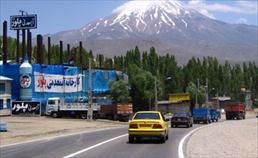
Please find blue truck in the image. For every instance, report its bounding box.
[210,109,220,122]
[192,108,212,124]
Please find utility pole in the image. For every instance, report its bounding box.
[196,78,199,107]
[16,30,20,62]
[60,41,63,65]
[48,37,51,65]
[154,76,158,111]
[27,30,32,63]
[36,34,43,64]
[22,29,26,58]
[87,59,93,120]
[206,78,209,104]
[2,21,7,64]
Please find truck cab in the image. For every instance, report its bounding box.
[46,97,100,119]
[46,97,61,117]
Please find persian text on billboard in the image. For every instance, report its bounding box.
[10,15,37,30]
[34,72,82,93]
[12,101,41,115]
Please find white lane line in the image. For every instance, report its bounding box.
[63,134,128,158]
[0,127,126,148]
[178,125,210,158]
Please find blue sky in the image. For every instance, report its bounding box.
[0,0,257,38]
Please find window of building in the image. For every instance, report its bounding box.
[7,99,11,108]
[0,99,3,109]
[0,83,5,94]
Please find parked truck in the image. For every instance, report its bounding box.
[225,102,245,120]
[210,109,220,122]
[98,103,133,121]
[46,97,100,119]
[192,108,212,124]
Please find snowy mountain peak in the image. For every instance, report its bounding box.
[113,0,185,16]
[80,0,200,35]
[106,0,193,33]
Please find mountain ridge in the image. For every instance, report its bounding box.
[42,0,258,64]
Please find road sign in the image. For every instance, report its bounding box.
[10,14,37,30]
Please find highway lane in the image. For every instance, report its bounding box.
[65,124,205,158]
[0,127,127,158]
[0,123,205,158]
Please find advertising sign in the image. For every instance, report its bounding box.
[12,101,41,115]
[34,72,82,93]
[20,74,31,88]
[10,14,37,30]
[169,93,190,103]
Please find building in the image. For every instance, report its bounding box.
[158,93,191,114]
[0,76,12,116]
[210,96,231,109]
[0,63,127,115]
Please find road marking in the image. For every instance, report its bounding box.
[63,134,128,158]
[178,125,210,158]
[0,126,127,148]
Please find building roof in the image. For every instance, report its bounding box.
[0,76,13,81]
[158,100,173,104]
[212,96,231,101]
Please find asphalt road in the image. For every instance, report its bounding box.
[0,124,205,158]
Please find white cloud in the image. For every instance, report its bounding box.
[236,1,258,14]
[236,18,248,24]
[185,0,258,18]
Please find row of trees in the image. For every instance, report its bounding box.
[113,47,258,109]
[1,38,258,109]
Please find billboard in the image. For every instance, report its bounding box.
[34,72,82,93]
[169,93,190,103]
[12,101,41,115]
[10,14,37,30]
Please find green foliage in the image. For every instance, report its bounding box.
[126,64,163,111]
[2,37,258,110]
[253,99,258,108]
[186,82,206,107]
[108,79,131,104]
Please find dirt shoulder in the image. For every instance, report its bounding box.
[187,111,258,158]
[0,116,127,146]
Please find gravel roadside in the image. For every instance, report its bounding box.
[0,116,127,146]
[187,112,258,158]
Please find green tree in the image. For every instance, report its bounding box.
[109,80,131,104]
[186,81,206,108]
[126,64,163,111]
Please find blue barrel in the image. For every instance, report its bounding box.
[19,60,32,101]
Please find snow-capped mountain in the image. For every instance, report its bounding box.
[78,0,198,37]
[86,1,191,34]
[44,0,258,64]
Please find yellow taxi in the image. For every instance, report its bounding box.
[128,111,169,143]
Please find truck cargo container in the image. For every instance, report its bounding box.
[192,108,211,124]
[98,103,133,121]
[225,102,245,120]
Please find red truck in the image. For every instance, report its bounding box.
[98,103,133,121]
[224,102,246,120]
